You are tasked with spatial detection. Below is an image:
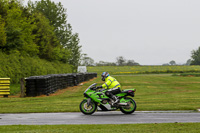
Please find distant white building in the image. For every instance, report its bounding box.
[77,66,87,73]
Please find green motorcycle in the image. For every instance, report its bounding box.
[79,83,137,115]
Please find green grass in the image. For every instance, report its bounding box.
[0,74,200,113]
[10,84,21,95]
[87,65,200,75]
[0,123,200,133]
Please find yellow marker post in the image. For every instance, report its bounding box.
[0,78,10,97]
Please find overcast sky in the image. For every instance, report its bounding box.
[25,0,200,65]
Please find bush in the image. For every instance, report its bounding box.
[0,51,72,83]
[179,73,200,77]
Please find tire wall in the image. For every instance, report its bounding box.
[25,73,97,96]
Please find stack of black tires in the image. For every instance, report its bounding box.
[25,73,97,97]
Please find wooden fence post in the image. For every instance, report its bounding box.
[20,78,25,97]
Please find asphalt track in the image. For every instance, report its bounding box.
[0,111,200,125]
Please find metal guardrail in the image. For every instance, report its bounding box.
[0,78,10,97]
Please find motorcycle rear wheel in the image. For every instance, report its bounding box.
[119,98,136,114]
[79,99,97,115]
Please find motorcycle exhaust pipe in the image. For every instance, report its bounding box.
[118,103,128,106]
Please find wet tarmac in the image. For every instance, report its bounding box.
[0,111,200,125]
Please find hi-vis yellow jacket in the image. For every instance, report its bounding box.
[102,76,121,89]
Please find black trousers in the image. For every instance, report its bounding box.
[105,87,121,98]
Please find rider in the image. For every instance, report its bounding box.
[97,72,121,104]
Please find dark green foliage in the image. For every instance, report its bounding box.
[0,0,38,56]
[191,46,200,65]
[68,33,81,67]
[28,0,68,45]
[33,12,61,61]
[0,15,6,46]
[179,73,200,77]
[0,51,72,83]
[28,0,81,66]
[0,0,80,82]
[0,0,81,63]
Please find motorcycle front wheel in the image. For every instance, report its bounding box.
[119,98,137,114]
[79,99,97,115]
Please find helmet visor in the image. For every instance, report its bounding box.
[101,75,105,81]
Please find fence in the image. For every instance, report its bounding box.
[0,78,10,97]
[25,73,97,97]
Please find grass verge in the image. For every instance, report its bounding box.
[0,74,200,113]
[0,123,200,133]
[87,65,200,75]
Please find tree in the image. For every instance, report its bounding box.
[0,15,6,47]
[191,47,200,65]
[116,56,139,66]
[67,32,81,66]
[116,56,126,66]
[0,0,38,56]
[0,0,9,19]
[28,0,67,44]
[81,54,94,66]
[127,60,140,66]
[185,59,191,66]
[169,60,176,65]
[96,61,116,66]
[162,63,169,66]
[96,61,106,66]
[28,0,82,66]
[32,12,64,61]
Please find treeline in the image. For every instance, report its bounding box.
[162,59,192,66]
[0,0,81,83]
[81,55,140,66]
[0,0,81,65]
